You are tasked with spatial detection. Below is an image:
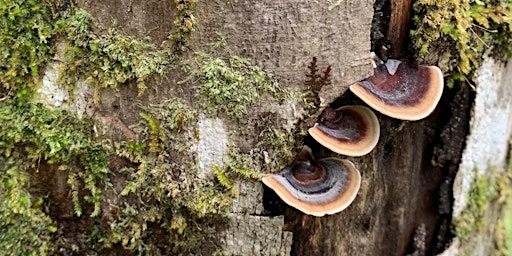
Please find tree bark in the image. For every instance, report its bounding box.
[18,0,512,255]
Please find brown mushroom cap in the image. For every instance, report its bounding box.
[350,52,444,120]
[308,105,380,156]
[262,147,361,217]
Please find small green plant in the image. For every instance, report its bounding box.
[183,34,288,119]
[411,0,512,87]
[0,166,56,255]
[0,0,56,95]
[56,9,171,98]
[170,0,197,54]
[0,96,110,218]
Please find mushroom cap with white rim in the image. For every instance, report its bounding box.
[350,52,444,121]
[308,105,380,156]
[262,148,361,217]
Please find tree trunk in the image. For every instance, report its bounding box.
[3,0,511,255]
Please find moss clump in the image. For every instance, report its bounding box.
[184,35,288,120]
[0,96,110,217]
[453,146,512,255]
[494,147,512,255]
[211,126,299,195]
[453,170,499,238]
[0,0,56,94]
[170,0,197,53]
[0,93,110,253]
[0,167,56,256]
[109,98,232,254]
[411,0,512,87]
[56,9,172,98]
[55,0,198,99]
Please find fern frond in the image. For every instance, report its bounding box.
[140,112,165,153]
[212,164,233,190]
[68,173,82,217]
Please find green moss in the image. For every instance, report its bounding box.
[453,147,512,255]
[453,170,499,238]
[0,167,56,256]
[52,0,197,99]
[0,1,297,253]
[0,0,56,95]
[56,9,172,98]
[210,126,299,194]
[0,1,197,99]
[0,96,110,217]
[227,127,297,174]
[170,0,197,54]
[183,35,290,120]
[109,98,234,253]
[0,1,219,254]
[494,147,512,255]
[0,94,110,253]
[139,112,165,153]
[411,0,512,87]
[453,157,512,255]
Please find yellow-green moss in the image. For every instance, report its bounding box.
[183,34,291,120]
[494,147,512,255]
[109,97,233,253]
[0,1,298,254]
[0,168,56,255]
[453,158,512,255]
[0,0,56,95]
[0,95,110,253]
[411,0,512,87]
[56,9,172,98]
[170,0,197,53]
[453,169,499,238]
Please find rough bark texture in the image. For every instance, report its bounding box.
[28,1,511,255]
[446,58,512,256]
[74,0,376,255]
[191,0,374,106]
[290,97,456,255]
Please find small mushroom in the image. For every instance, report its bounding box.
[308,105,379,156]
[350,52,444,120]
[262,147,361,217]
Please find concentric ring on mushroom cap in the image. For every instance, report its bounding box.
[308,105,380,156]
[350,52,444,121]
[262,156,361,217]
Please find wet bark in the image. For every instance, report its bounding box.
[68,0,502,255]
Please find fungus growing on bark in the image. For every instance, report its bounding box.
[350,52,444,120]
[262,147,361,217]
[308,105,380,156]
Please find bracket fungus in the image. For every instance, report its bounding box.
[308,105,380,156]
[350,52,444,120]
[262,147,361,217]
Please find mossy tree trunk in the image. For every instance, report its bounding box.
[3,0,511,255]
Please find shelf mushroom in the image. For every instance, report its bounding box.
[262,147,361,217]
[350,52,444,120]
[308,105,380,156]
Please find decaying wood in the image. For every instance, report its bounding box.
[60,1,512,255]
[386,0,413,58]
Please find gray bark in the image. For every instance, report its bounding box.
[50,1,512,255]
